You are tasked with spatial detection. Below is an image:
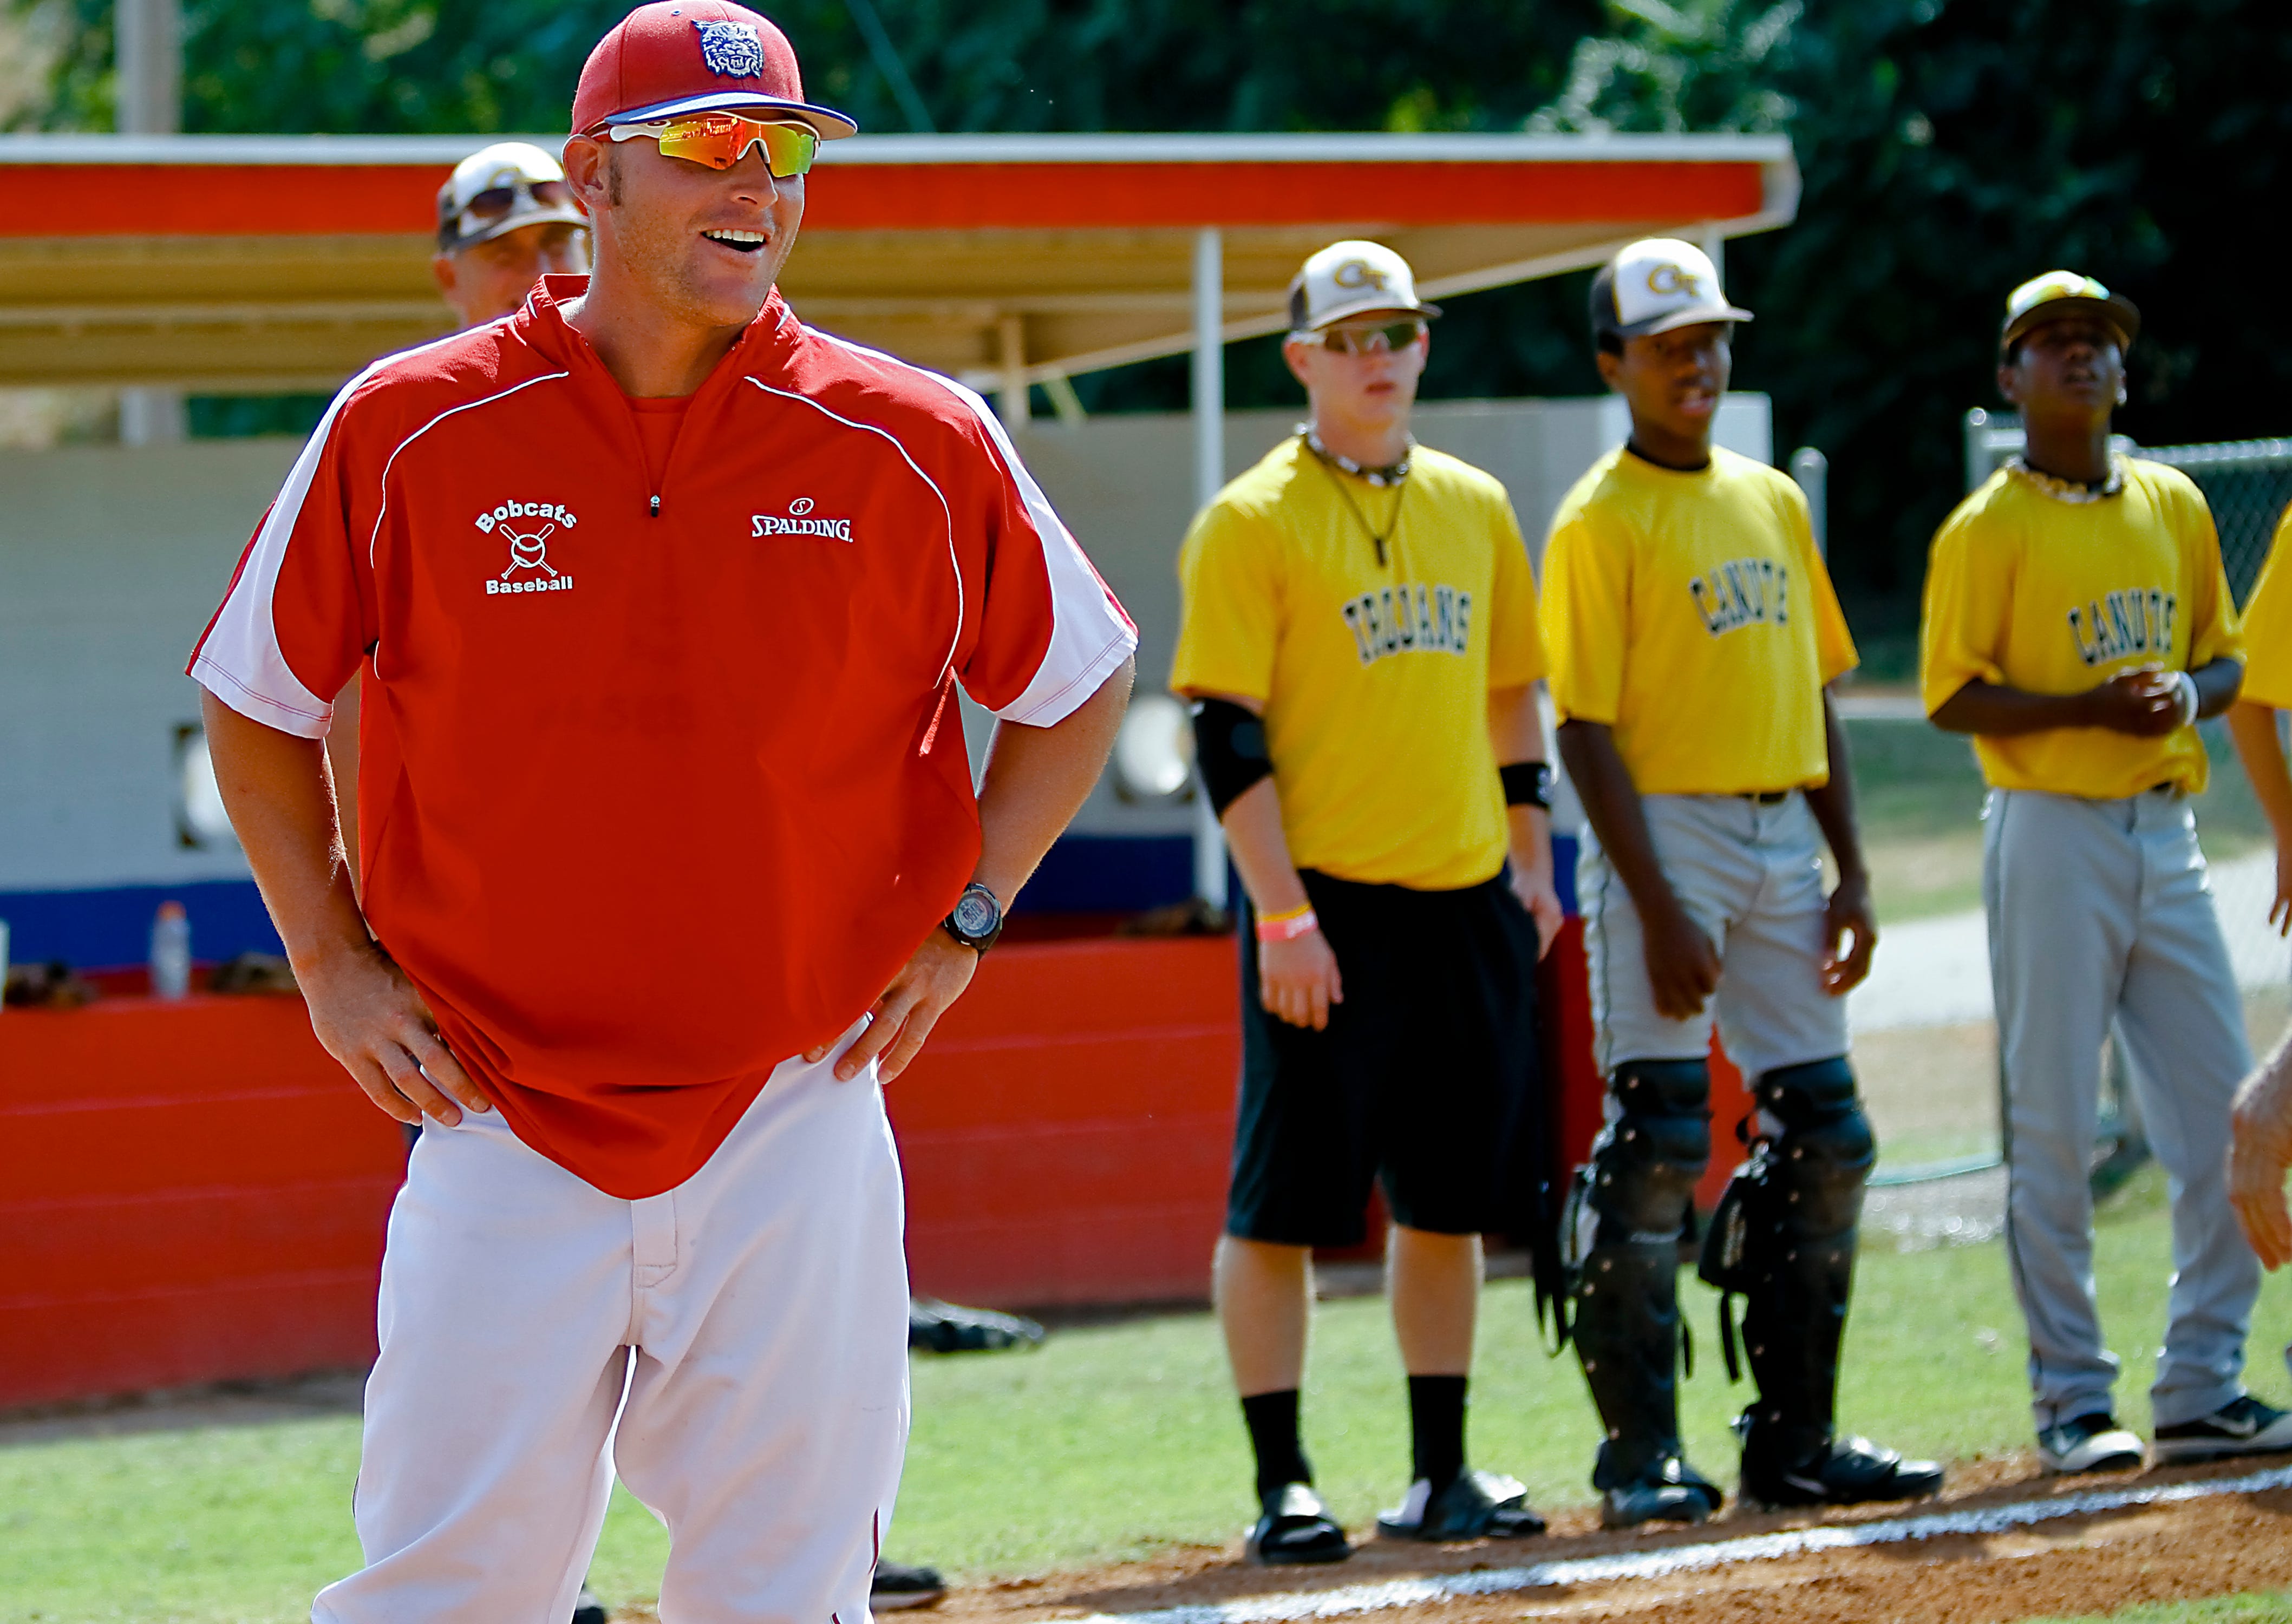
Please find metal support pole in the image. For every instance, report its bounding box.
[1190,228,1229,910]
[117,0,185,443]
[1698,225,1725,286]
[1788,446,1827,558]
[996,313,1029,430]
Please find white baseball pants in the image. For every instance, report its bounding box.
[1577,790,1850,1079]
[1986,786,2257,1432]
[314,1045,911,1624]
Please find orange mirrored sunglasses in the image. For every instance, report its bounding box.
[606,113,819,178]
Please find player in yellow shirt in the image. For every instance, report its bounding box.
[1173,240,1562,1563]
[1923,271,2292,1474]
[1544,239,1940,1527]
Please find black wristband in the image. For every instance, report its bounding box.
[1500,761,1553,810]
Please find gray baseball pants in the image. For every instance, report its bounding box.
[1986,786,2258,1432]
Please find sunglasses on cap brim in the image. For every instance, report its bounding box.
[606,113,819,179]
[452,178,577,237]
[1312,319,1427,355]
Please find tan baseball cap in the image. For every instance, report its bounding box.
[1591,238,1752,343]
[2000,270,2140,357]
[1287,240,1441,333]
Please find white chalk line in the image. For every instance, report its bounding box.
[1069,1463,2292,1624]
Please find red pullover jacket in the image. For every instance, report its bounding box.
[191,276,1135,1197]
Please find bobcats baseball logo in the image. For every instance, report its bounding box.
[475,498,578,596]
[1332,259,1390,293]
[1648,261,1704,298]
[694,18,765,77]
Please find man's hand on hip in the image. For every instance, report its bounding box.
[302,939,489,1127]
[812,929,980,1084]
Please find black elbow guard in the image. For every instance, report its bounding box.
[1190,697,1272,816]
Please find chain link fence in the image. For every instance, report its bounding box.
[1848,420,2292,1232]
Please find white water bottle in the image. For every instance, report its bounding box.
[151,901,191,1000]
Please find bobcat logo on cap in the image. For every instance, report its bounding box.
[1647,261,1705,299]
[694,18,765,78]
[1332,259,1390,292]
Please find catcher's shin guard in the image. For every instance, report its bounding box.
[1733,1056,1874,1470]
[1572,1059,1709,1487]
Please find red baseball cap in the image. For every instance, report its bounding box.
[571,2,858,139]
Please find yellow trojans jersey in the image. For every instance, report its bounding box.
[1919,459,2242,798]
[1170,436,1546,890]
[1539,446,1857,794]
[2239,507,2292,710]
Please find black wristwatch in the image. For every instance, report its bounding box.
[941,882,1005,954]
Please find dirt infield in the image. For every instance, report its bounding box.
[880,1457,2292,1624]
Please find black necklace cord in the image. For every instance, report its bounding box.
[1301,427,1412,568]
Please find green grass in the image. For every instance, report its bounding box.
[5,1164,2292,1621]
[1841,715,2275,923]
[2033,1595,2292,1622]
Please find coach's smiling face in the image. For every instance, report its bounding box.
[562,130,804,338]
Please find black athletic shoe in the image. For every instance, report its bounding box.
[572,1587,608,1624]
[2036,1412,2145,1475]
[1247,1482,1351,1565]
[1597,1454,1724,1529]
[1375,1470,1546,1541]
[1741,1435,1944,1508]
[907,1298,1046,1354]
[2151,1395,2292,1465]
[871,1560,948,1611]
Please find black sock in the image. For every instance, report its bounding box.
[1241,1389,1312,1498]
[1408,1374,1468,1491]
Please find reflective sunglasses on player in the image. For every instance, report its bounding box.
[605,113,820,178]
[1317,318,1427,355]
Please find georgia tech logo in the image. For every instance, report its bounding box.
[694,18,765,78]
[1331,258,1390,293]
[1648,261,1704,298]
[752,496,854,541]
[475,499,577,597]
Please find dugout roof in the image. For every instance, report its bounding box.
[0,131,1797,394]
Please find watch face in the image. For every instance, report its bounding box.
[951,890,999,938]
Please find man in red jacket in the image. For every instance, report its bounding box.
[192,6,1134,1618]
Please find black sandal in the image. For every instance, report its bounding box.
[1377,1470,1547,1541]
[1248,1482,1352,1565]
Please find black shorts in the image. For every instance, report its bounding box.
[1226,868,1543,1247]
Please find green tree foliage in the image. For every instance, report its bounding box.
[15,0,2291,623]
[20,0,1596,136]
[1539,0,2292,618]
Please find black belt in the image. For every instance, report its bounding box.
[1736,790,1792,804]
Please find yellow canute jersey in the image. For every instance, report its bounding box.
[1170,436,1546,890]
[2239,506,2292,710]
[1539,446,1857,794]
[1920,459,2242,798]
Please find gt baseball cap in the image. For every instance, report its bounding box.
[1287,240,1441,333]
[572,1,857,138]
[1590,238,1753,344]
[435,141,588,254]
[2000,270,2140,357]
